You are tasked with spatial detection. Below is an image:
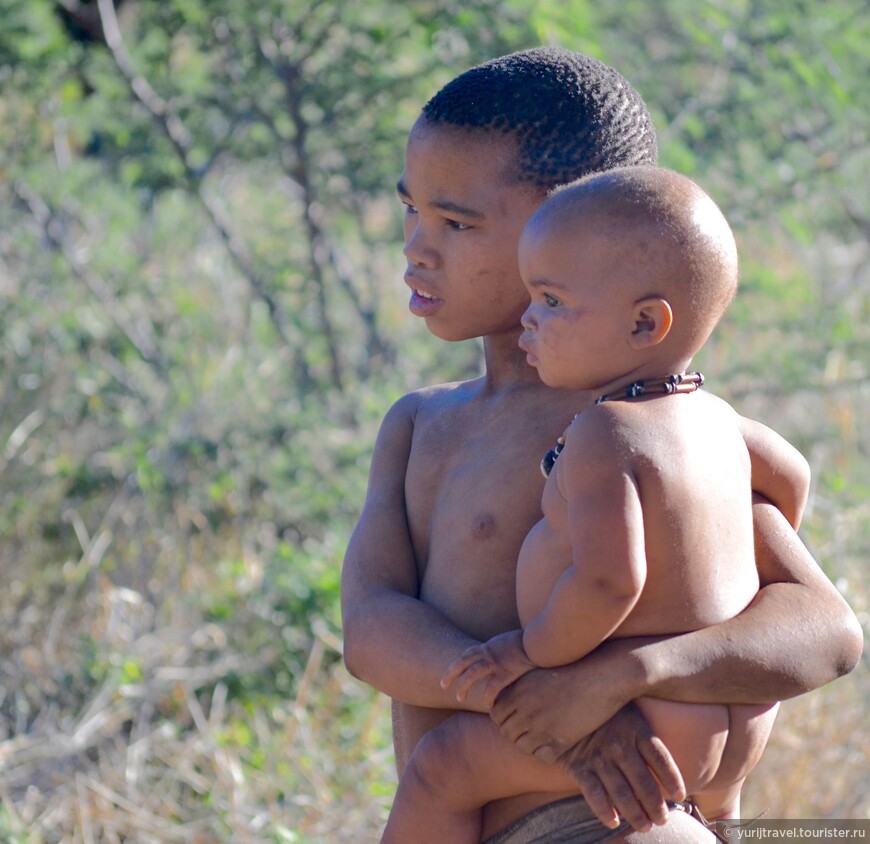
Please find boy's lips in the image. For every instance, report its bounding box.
[406,279,443,317]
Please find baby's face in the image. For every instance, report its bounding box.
[517,220,640,391]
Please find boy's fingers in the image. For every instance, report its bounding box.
[573,770,622,830]
[582,766,652,832]
[639,736,685,804]
[610,750,669,827]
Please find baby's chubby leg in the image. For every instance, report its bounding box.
[693,702,780,820]
[636,699,778,821]
[381,711,578,844]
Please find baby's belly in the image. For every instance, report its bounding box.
[636,697,730,795]
[516,518,572,626]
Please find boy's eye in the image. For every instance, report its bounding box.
[402,202,418,215]
[446,219,471,232]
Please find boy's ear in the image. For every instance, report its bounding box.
[629,297,673,348]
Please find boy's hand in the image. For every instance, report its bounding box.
[489,647,684,831]
[554,702,685,831]
[491,641,632,756]
[440,630,534,709]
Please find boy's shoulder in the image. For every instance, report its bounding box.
[385,377,485,423]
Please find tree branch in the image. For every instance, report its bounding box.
[95,0,314,389]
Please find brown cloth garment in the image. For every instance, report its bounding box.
[482,796,630,844]
[482,797,715,844]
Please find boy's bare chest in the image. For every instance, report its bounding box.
[403,399,565,638]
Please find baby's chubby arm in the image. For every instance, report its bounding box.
[522,411,646,667]
[737,414,809,528]
[341,393,487,712]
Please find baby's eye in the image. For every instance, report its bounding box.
[543,293,560,307]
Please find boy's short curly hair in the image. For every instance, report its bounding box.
[422,47,658,191]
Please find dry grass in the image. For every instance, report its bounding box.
[2,573,863,843]
[0,575,396,843]
[744,680,870,820]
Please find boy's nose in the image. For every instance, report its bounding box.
[403,231,436,269]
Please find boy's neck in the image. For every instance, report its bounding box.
[481,327,545,392]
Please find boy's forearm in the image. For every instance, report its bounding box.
[343,591,487,711]
[628,502,862,705]
[634,583,858,705]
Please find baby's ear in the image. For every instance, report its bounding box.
[629,297,673,348]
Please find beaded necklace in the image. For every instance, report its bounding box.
[540,371,705,478]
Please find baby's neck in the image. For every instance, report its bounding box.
[595,371,704,404]
[595,358,695,401]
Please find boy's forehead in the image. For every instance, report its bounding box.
[400,120,537,208]
[406,121,517,181]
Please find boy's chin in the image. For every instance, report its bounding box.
[423,319,482,343]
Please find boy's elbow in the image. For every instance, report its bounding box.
[343,646,366,682]
[809,590,864,686]
[340,610,370,681]
[833,604,864,678]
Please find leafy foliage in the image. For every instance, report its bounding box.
[0,0,866,837]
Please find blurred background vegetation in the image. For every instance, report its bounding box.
[0,0,866,840]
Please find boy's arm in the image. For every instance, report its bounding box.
[738,414,810,528]
[340,394,487,711]
[492,497,862,759]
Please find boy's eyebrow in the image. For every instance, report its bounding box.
[396,178,486,220]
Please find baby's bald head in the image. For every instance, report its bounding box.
[527,166,738,355]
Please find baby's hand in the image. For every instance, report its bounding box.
[441,630,535,709]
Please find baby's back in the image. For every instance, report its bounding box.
[594,390,763,807]
[607,389,758,637]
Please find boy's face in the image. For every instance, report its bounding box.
[518,217,640,391]
[397,120,544,342]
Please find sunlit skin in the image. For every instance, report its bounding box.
[381,170,779,844]
[341,119,861,843]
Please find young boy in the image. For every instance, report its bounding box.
[341,47,861,843]
[381,165,781,843]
